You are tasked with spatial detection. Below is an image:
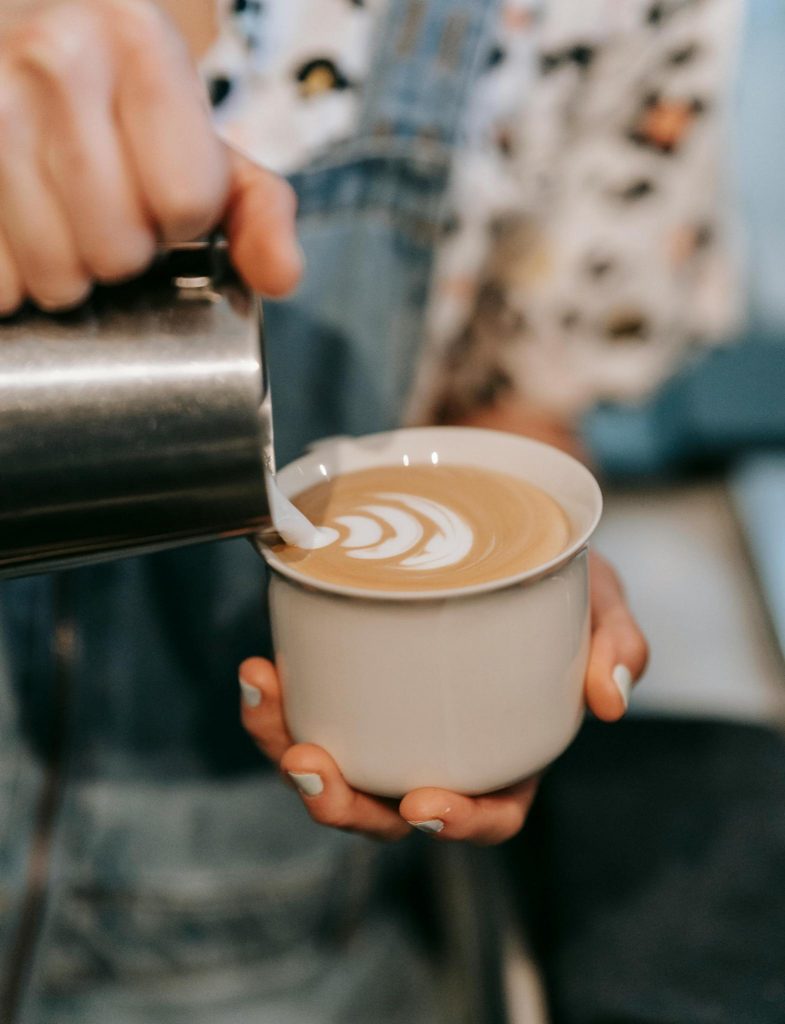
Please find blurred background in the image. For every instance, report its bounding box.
[452,3,785,1020]
[585,0,785,738]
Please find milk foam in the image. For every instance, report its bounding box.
[273,464,571,593]
[329,494,474,570]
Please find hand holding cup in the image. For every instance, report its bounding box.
[240,550,646,844]
[241,427,648,845]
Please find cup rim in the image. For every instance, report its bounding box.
[259,426,603,602]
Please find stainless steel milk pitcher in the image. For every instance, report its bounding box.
[0,239,272,578]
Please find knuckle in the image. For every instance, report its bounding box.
[108,0,169,56]
[10,6,101,90]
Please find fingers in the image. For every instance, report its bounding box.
[239,658,409,841]
[585,552,649,722]
[238,656,538,845]
[111,0,230,243]
[399,778,539,846]
[0,228,23,315]
[0,60,89,309]
[238,657,293,763]
[25,9,155,283]
[0,0,299,312]
[224,148,303,298]
[14,4,155,288]
[280,744,412,842]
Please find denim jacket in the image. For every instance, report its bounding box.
[0,3,498,1022]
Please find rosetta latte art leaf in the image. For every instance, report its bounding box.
[330,495,474,570]
[273,465,572,593]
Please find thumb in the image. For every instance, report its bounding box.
[224,147,303,297]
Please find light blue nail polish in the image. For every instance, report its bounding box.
[407,819,445,834]
[612,664,632,709]
[288,772,324,797]
[239,678,262,708]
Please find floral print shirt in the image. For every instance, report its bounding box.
[202,0,742,421]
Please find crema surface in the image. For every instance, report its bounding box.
[273,465,571,592]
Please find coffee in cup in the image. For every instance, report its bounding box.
[272,464,571,592]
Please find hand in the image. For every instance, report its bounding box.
[0,0,301,314]
[239,387,648,845]
[456,400,650,718]
[238,570,646,845]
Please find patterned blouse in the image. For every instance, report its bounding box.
[202,0,742,422]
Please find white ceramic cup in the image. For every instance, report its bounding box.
[261,427,602,797]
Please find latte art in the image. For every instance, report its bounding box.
[335,493,474,569]
[273,464,572,592]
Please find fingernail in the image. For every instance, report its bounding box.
[288,772,324,797]
[612,664,633,709]
[239,677,262,708]
[407,819,445,835]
